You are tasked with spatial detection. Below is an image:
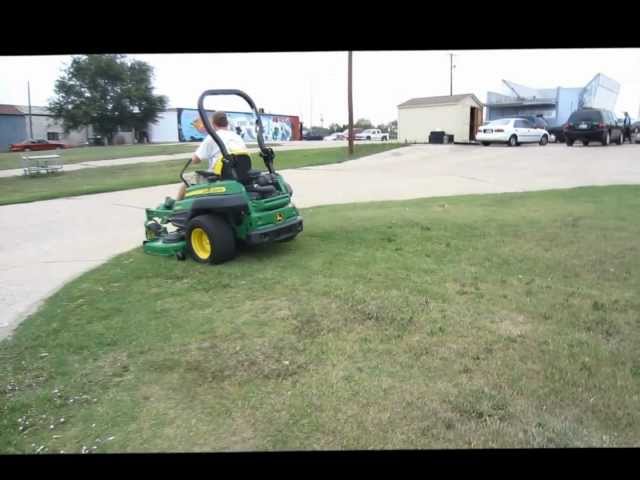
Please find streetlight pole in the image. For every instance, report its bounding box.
[27,81,33,139]
[449,54,453,96]
[309,82,313,135]
[348,51,354,155]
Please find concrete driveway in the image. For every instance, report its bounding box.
[1,143,640,340]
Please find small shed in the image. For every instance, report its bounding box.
[397,93,484,143]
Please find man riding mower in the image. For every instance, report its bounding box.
[142,89,303,264]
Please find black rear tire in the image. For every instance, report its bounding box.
[602,131,610,146]
[566,139,574,146]
[481,142,490,146]
[508,135,518,147]
[582,140,589,146]
[539,135,548,146]
[186,214,236,264]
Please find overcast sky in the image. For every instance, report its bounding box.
[1,49,639,126]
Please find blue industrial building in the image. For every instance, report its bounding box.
[0,105,28,151]
[485,73,620,129]
[0,104,134,151]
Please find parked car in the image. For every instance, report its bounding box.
[514,117,557,142]
[302,131,326,141]
[516,115,549,130]
[323,132,346,141]
[547,125,565,143]
[476,118,550,147]
[9,139,70,152]
[341,128,362,141]
[563,108,623,146]
[355,129,388,141]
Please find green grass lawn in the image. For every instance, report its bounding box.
[0,144,405,206]
[0,144,197,171]
[1,185,639,452]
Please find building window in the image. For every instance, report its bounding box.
[47,132,60,141]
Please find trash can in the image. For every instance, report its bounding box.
[429,131,445,144]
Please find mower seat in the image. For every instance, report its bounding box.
[195,170,220,183]
[220,154,279,197]
[221,153,253,183]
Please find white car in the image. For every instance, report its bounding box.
[476,118,550,147]
[355,129,388,141]
[323,132,345,141]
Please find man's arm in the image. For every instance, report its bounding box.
[193,136,213,167]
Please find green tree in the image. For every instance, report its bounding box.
[355,118,373,129]
[328,123,342,133]
[48,54,168,145]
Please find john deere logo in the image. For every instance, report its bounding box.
[275,213,284,223]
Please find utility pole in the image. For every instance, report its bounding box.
[348,51,354,155]
[449,54,454,96]
[27,81,33,139]
[309,82,313,134]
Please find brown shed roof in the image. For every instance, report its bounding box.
[15,105,51,115]
[398,93,483,108]
[0,104,24,115]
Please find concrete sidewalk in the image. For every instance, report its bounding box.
[0,140,357,178]
[2,142,640,341]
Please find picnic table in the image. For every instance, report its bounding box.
[21,154,64,176]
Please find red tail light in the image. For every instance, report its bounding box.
[564,123,571,129]
[597,123,605,128]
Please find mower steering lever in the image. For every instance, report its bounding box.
[180,157,192,187]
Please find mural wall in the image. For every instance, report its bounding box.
[178,109,301,142]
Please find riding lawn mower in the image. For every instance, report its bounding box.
[142,89,303,264]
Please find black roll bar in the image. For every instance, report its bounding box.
[197,89,275,175]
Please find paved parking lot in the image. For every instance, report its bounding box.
[1,142,639,340]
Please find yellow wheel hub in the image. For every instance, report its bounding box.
[191,227,212,259]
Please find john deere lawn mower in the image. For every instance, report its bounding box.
[142,89,303,264]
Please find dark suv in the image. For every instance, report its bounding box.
[563,108,623,146]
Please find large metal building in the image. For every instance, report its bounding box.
[0,105,27,152]
[485,73,621,129]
